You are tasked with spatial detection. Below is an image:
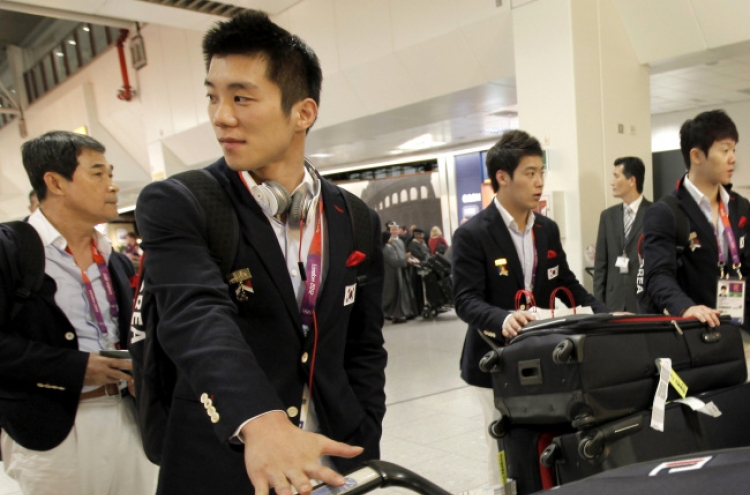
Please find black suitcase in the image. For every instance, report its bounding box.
[425,253,451,279]
[544,383,750,485]
[483,314,747,429]
[423,271,449,309]
[544,447,750,495]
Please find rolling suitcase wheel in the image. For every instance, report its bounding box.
[552,338,575,364]
[479,349,503,373]
[540,442,559,467]
[488,419,506,439]
[578,431,605,460]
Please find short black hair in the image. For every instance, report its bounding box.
[614,156,646,194]
[485,130,543,192]
[21,131,105,201]
[202,10,322,119]
[679,109,739,169]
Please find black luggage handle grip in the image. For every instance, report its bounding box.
[310,460,452,495]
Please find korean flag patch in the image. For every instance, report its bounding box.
[548,266,559,280]
[344,283,357,306]
[741,235,745,250]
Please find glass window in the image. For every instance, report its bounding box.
[53,47,68,82]
[91,24,111,56]
[65,35,80,72]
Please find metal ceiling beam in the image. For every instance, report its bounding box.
[0,0,134,30]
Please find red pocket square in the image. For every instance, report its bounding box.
[346,250,367,267]
[740,216,747,228]
[547,249,557,259]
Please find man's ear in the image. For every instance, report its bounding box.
[689,147,705,167]
[43,171,67,198]
[496,170,511,187]
[294,97,318,132]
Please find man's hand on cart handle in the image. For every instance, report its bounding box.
[502,311,537,339]
[242,411,363,495]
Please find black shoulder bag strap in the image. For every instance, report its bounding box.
[340,189,373,285]
[2,221,45,321]
[660,194,690,256]
[171,170,239,277]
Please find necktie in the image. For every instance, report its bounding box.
[624,205,634,242]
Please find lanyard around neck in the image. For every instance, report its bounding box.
[66,241,119,338]
[300,197,324,330]
[717,200,741,274]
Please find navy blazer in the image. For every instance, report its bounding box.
[452,204,607,388]
[641,179,750,325]
[136,158,387,494]
[0,225,134,451]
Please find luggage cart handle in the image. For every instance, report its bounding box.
[311,460,453,495]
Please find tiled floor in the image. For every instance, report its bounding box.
[0,311,488,495]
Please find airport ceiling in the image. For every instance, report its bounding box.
[1,1,750,170]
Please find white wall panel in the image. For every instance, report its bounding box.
[284,0,341,73]
[313,71,368,128]
[138,26,176,142]
[186,28,211,127]
[159,27,202,134]
[389,0,457,50]
[460,11,515,83]
[691,0,750,49]
[612,0,705,64]
[162,121,222,167]
[398,31,484,102]
[456,0,507,25]
[332,0,394,69]
[341,54,420,114]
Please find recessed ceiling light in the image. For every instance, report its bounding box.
[397,134,446,151]
[83,26,90,32]
[55,52,64,57]
[68,40,77,45]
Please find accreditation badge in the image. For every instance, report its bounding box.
[716,278,746,325]
[616,255,629,274]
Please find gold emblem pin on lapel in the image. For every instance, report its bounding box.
[688,232,701,252]
[227,268,253,301]
[495,258,509,276]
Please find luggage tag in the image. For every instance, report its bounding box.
[650,358,689,432]
[615,254,629,274]
[716,278,745,325]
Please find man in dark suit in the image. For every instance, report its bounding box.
[641,109,750,327]
[451,130,607,490]
[0,131,156,494]
[135,11,386,495]
[594,156,651,312]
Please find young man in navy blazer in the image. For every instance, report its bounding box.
[451,130,607,490]
[135,11,386,495]
[641,110,750,327]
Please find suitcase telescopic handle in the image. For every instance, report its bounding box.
[310,460,453,495]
